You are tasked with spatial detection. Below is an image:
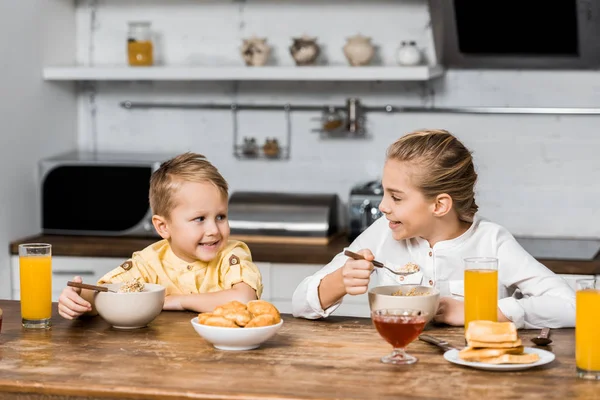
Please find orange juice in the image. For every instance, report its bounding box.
[464,269,498,330]
[576,289,600,373]
[19,255,52,320]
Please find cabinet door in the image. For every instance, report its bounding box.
[269,263,371,318]
[11,256,122,302]
[557,274,594,291]
[254,262,271,301]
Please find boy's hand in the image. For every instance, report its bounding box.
[433,297,464,326]
[341,249,374,295]
[58,276,92,320]
[163,295,184,311]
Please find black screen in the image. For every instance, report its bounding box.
[42,165,151,232]
[454,1,579,56]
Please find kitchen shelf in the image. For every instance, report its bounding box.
[42,65,444,82]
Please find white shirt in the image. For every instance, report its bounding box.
[292,215,575,329]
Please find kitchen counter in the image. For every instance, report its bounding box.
[9,234,600,275]
[0,300,592,400]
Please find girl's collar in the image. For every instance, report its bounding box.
[417,214,480,250]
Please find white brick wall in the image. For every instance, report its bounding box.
[76,0,600,238]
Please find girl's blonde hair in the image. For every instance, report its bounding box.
[386,129,478,222]
[149,152,228,218]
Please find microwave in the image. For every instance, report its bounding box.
[429,0,600,69]
[40,151,173,237]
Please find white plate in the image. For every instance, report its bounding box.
[443,347,555,371]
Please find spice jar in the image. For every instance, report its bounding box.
[321,107,345,132]
[263,138,281,158]
[127,21,154,66]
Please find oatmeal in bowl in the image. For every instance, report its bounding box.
[368,285,440,325]
[94,282,165,329]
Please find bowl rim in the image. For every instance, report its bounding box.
[96,283,166,295]
[368,284,440,298]
[190,317,284,331]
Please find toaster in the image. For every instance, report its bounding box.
[348,180,384,241]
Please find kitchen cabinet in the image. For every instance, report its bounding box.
[10,256,121,302]
[9,256,589,319]
[7,256,273,304]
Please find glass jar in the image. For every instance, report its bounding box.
[321,106,345,132]
[127,21,153,66]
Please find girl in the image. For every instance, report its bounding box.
[292,129,575,329]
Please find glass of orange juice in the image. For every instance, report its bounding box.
[576,278,600,380]
[18,243,52,329]
[464,257,498,330]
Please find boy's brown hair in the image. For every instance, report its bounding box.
[149,152,228,218]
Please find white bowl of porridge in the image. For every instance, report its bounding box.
[368,285,440,325]
[94,282,165,329]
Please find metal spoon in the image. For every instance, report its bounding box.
[343,250,415,276]
[531,327,552,346]
[67,281,117,293]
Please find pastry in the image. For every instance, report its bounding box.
[459,346,524,362]
[197,312,214,325]
[246,314,278,328]
[222,309,253,327]
[202,316,240,328]
[479,353,540,365]
[466,320,518,343]
[468,338,522,349]
[247,300,281,323]
[213,300,247,316]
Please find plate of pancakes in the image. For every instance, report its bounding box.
[444,320,555,371]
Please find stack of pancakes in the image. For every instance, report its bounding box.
[458,321,540,364]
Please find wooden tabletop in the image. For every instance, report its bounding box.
[0,300,596,400]
[9,234,600,275]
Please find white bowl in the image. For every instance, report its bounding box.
[94,283,165,329]
[368,285,440,325]
[190,317,283,351]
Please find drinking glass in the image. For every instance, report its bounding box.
[371,308,428,365]
[464,257,498,330]
[19,243,52,329]
[576,278,600,380]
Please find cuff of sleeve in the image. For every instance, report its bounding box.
[306,274,343,318]
[498,297,526,329]
[223,264,263,299]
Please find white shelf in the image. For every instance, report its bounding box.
[42,65,444,82]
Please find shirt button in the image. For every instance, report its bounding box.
[428,251,433,257]
[187,265,193,271]
[429,279,434,286]
[399,276,405,281]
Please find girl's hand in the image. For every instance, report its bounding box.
[341,249,375,295]
[433,297,465,326]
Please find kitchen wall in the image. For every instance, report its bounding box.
[0,1,77,298]
[76,0,600,238]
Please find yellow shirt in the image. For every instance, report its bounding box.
[97,239,263,298]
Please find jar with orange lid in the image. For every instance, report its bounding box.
[127,21,154,66]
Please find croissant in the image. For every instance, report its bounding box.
[197,300,281,328]
[247,300,281,323]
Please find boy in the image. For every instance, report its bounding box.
[58,152,262,319]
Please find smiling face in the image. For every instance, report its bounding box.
[155,180,230,263]
[378,159,437,241]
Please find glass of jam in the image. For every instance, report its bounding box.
[371,308,428,364]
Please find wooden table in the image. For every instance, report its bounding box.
[0,300,596,400]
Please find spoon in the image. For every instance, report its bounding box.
[531,327,552,346]
[67,281,117,293]
[343,250,415,276]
